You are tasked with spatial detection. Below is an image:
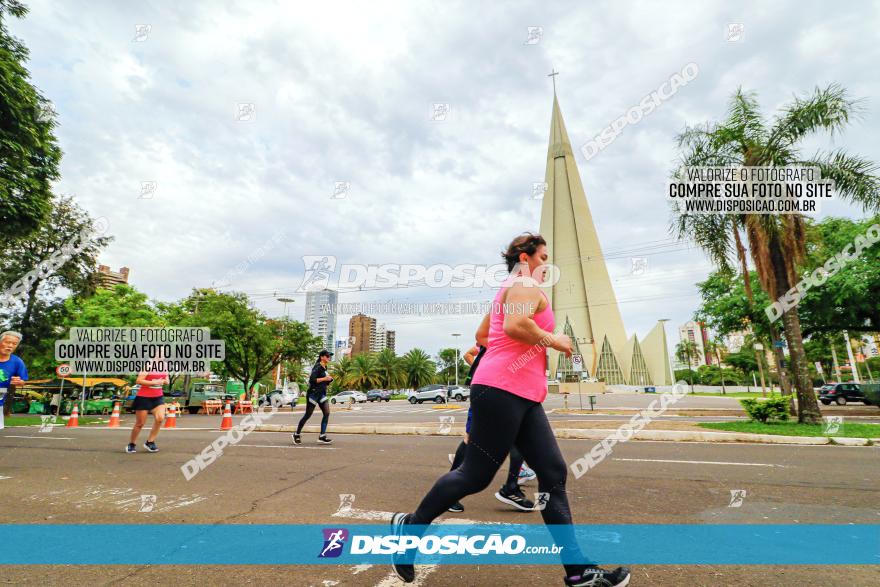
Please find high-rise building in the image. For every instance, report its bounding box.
[349,314,376,356]
[304,289,338,352]
[678,321,709,368]
[371,323,387,353]
[538,93,672,384]
[97,265,130,289]
[385,330,396,354]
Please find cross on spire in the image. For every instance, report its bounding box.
[548,68,559,94]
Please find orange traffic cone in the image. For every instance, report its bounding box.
[219,401,233,430]
[107,402,121,428]
[66,404,79,428]
[164,403,177,429]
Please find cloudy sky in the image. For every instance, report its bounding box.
[11,0,880,357]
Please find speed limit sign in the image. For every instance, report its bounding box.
[55,364,72,378]
[571,354,583,373]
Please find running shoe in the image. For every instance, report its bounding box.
[390,512,415,583]
[292,433,302,445]
[143,441,159,453]
[447,501,464,513]
[494,485,535,511]
[125,443,136,454]
[518,465,537,485]
[317,435,333,444]
[564,566,630,586]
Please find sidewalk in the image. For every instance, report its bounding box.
[255,422,874,446]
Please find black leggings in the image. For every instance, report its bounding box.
[296,398,329,435]
[450,441,525,493]
[411,384,586,575]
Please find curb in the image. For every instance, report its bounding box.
[254,424,872,445]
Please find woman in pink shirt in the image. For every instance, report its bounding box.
[391,233,630,587]
[126,367,169,454]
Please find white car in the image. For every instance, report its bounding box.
[330,390,367,404]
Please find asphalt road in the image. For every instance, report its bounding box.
[1,424,878,586]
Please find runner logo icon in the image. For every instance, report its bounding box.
[319,528,349,558]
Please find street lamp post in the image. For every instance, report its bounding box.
[276,298,296,389]
[451,333,461,387]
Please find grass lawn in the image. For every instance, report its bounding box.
[3,415,106,427]
[699,421,880,438]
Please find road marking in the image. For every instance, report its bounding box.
[0,435,74,440]
[0,476,11,480]
[612,458,788,468]
[234,444,335,450]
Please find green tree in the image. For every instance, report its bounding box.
[0,0,63,240]
[401,348,436,389]
[193,291,321,397]
[675,340,699,392]
[672,84,880,423]
[328,356,353,392]
[375,348,405,390]
[436,347,468,385]
[1,195,111,339]
[347,353,382,391]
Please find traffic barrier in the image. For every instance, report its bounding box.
[219,401,233,430]
[107,402,121,428]
[66,404,79,428]
[164,403,177,429]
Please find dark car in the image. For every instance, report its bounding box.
[367,389,391,402]
[818,383,867,405]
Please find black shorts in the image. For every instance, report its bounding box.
[132,396,164,412]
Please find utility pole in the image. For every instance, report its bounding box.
[451,333,461,387]
[277,298,296,389]
[831,343,843,382]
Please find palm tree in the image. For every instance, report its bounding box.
[675,340,699,392]
[705,338,727,394]
[375,348,405,390]
[349,353,383,391]
[672,85,880,423]
[401,348,436,389]
[328,356,353,391]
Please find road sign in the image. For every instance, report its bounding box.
[753,343,764,351]
[773,340,786,349]
[55,364,72,378]
[815,362,825,375]
[571,354,583,373]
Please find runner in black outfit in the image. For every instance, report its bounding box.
[293,350,334,445]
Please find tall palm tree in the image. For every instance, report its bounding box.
[705,338,727,394]
[675,340,699,392]
[349,353,383,391]
[401,348,436,389]
[375,348,405,390]
[672,84,880,423]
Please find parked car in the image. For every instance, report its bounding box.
[258,388,298,408]
[446,385,470,401]
[367,389,392,402]
[818,383,868,405]
[409,384,448,404]
[331,390,367,404]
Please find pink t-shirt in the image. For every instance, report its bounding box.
[137,371,167,398]
[471,276,555,402]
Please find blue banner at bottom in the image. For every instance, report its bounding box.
[0,524,877,565]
